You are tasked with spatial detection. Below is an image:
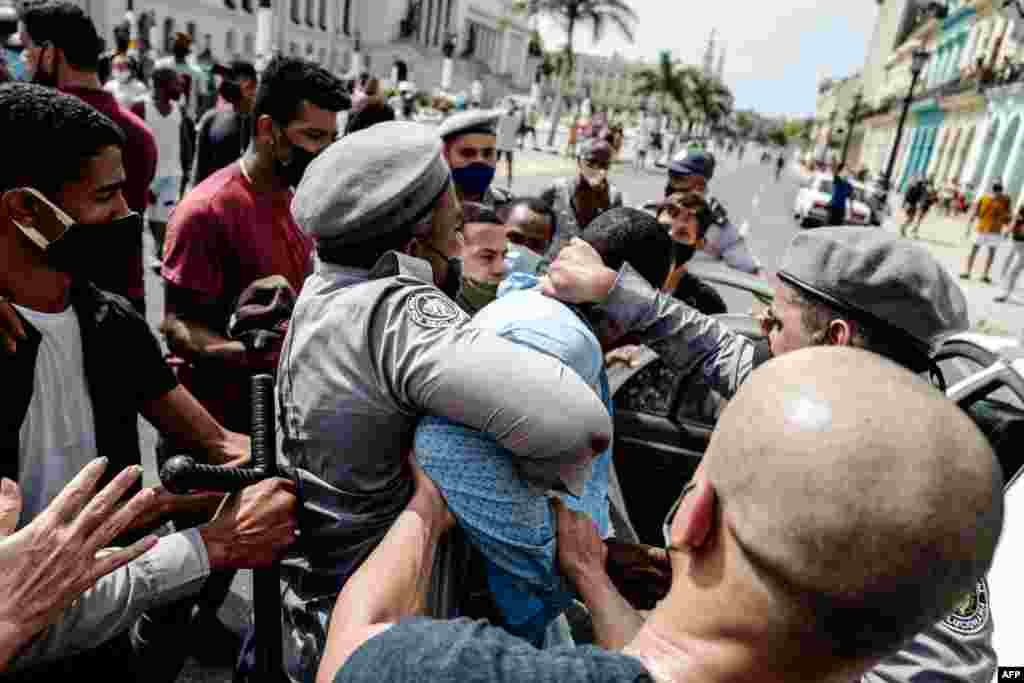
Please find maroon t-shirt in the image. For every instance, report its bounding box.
[161,162,313,430]
[64,86,157,304]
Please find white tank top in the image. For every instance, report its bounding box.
[146,96,183,179]
[13,303,98,527]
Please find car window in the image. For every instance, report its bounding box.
[939,355,985,388]
[939,355,1024,410]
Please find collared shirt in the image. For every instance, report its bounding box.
[276,250,613,681]
[5,529,211,674]
[415,278,613,645]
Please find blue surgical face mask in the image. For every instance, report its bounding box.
[451,162,496,198]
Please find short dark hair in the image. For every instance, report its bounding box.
[19,2,103,72]
[151,65,178,89]
[0,82,125,195]
[581,207,673,290]
[253,56,349,137]
[343,95,395,136]
[229,59,257,82]
[504,197,556,234]
[462,202,502,226]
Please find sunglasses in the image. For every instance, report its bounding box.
[662,480,698,551]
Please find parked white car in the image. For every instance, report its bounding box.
[794,173,872,227]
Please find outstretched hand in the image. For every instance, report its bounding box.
[0,460,160,648]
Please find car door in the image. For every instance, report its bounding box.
[608,276,771,546]
[934,334,1024,666]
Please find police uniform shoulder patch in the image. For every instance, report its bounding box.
[942,578,989,636]
[407,292,466,329]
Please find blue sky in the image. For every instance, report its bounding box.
[537,1,878,118]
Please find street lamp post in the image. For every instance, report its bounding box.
[879,47,930,199]
[841,91,863,167]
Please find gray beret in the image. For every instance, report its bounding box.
[437,109,500,141]
[292,121,451,245]
[778,227,968,350]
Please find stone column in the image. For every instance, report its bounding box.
[993,114,1024,194]
[498,27,510,74]
[979,117,1010,191]
[964,113,996,186]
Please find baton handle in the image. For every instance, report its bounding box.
[158,374,278,493]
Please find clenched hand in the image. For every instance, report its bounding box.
[540,238,619,305]
[199,477,298,570]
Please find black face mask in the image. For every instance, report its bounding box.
[672,242,696,266]
[48,213,144,279]
[12,188,143,278]
[276,131,319,188]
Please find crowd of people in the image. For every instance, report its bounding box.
[0,3,1011,683]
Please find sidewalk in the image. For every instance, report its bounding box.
[879,214,1024,340]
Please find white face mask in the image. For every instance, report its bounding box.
[115,70,132,83]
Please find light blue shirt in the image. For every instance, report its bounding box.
[414,275,612,644]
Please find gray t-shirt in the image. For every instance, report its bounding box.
[335,618,653,683]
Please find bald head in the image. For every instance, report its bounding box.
[704,347,1003,660]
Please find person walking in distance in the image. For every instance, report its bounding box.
[139,66,194,270]
[962,181,1011,283]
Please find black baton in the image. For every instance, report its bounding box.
[160,374,283,682]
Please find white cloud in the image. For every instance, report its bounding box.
[537,1,878,116]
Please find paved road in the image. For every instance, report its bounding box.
[138,144,1019,681]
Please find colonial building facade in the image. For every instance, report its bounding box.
[856,0,1024,210]
[77,0,534,100]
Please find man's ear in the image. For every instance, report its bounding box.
[2,189,36,227]
[669,477,717,551]
[254,115,277,146]
[827,318,855,346]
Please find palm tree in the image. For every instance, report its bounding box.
[632,50,698,130]
[690,73,734,137]
[517,0,638,147]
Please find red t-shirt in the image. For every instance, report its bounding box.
[161,162,313,431]
[64,86,157,304]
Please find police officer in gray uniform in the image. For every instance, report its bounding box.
[438,109,512,208]
[549,226,994,683]
[661,151,762,275]
[275,121,613,680]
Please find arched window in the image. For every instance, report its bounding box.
[244,33,255,56]
[306,43,315,58]
[318,47,327,64]
[342,0,352,35]
[291,0,300,24]
[305,0,315,27]
[163,17,175,54]
[226,29,237,57]
[289,42,299,56]
[242,0,252,12]
[186,21,197,41]
[318,0,327,30]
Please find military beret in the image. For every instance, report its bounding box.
[669,151,716,180]
[437,109,500,141]
[292,121,451,245]
[778,227,968,350]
